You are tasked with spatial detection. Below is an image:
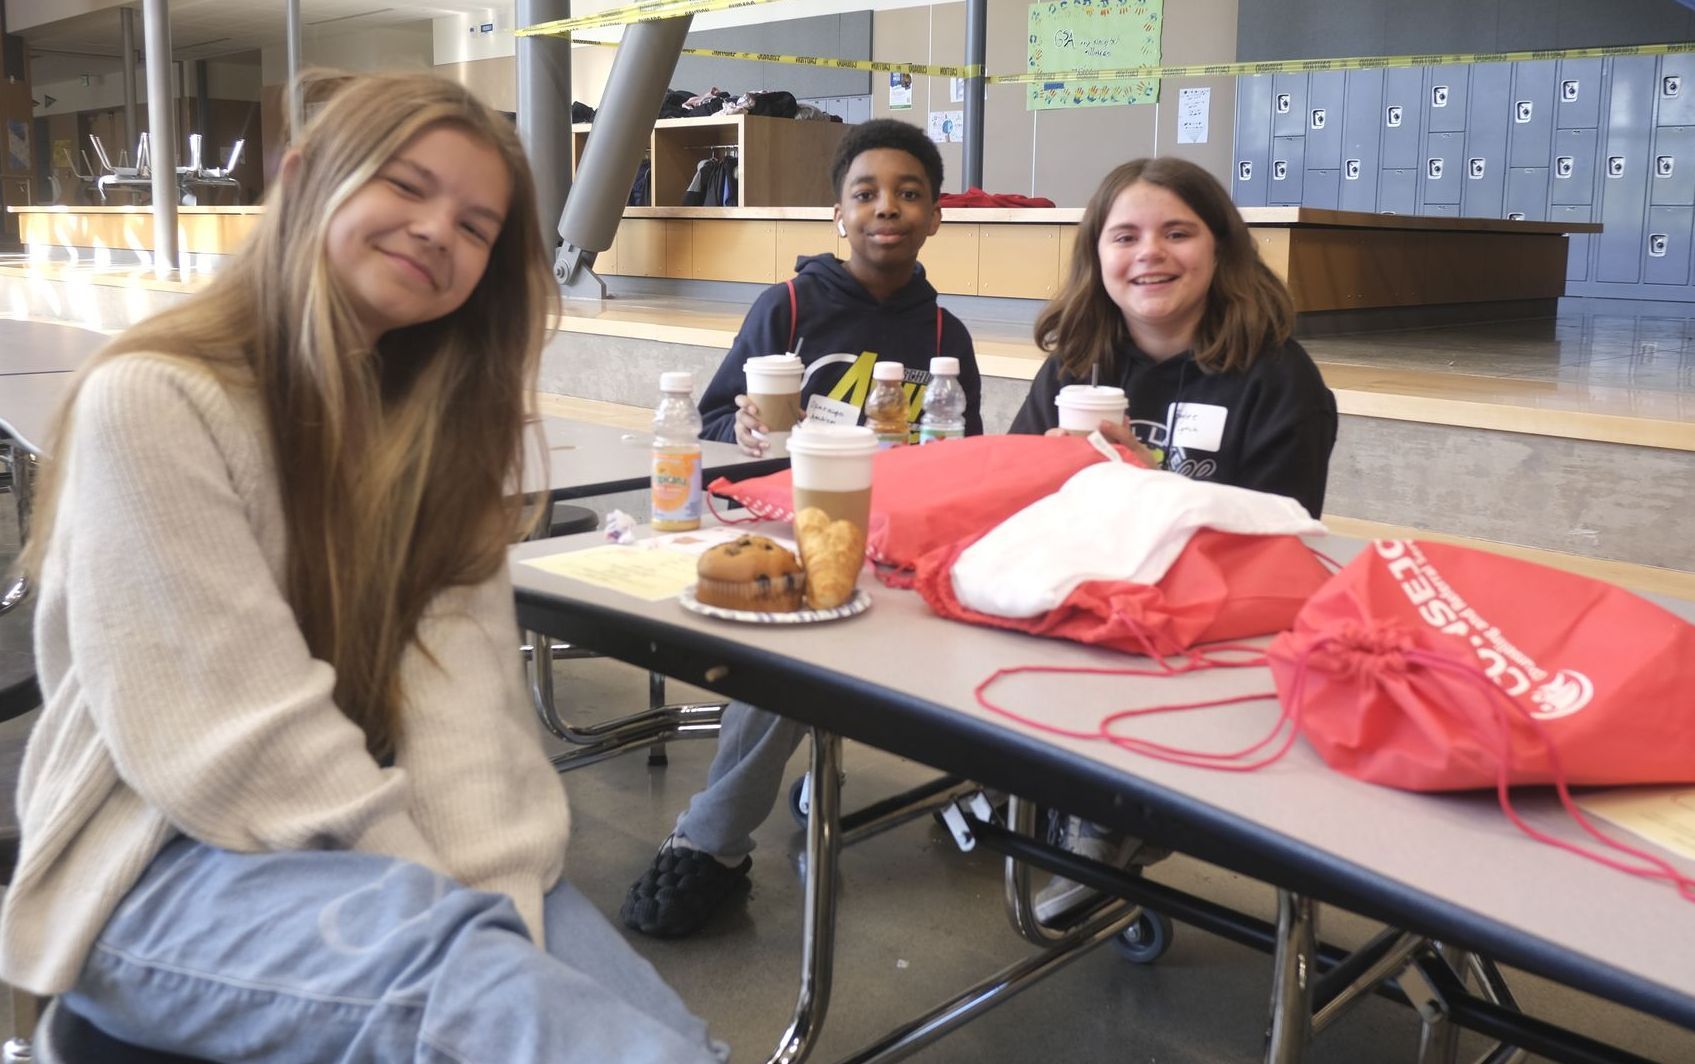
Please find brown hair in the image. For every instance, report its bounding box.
[1035,157,1293,378]
[20,70,555,758]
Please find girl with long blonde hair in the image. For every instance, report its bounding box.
[3,71,726,1062]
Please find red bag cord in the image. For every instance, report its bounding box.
[705,489,763,525]
[975,624,1695,901]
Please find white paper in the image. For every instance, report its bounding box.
[888,71,913,110]
[1177,86,1211,144]
[950,77,965,103]
[928,110,964,143]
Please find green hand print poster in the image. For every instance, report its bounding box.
[1027,0,1163,111]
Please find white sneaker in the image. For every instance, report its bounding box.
[1032,816,1165,925]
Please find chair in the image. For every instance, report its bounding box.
[88,134,152,204]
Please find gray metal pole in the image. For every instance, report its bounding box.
[963,0,986,191]
[143,0,179,272]
[517,0,572,254]
[120,6,138,154]
[285,0,302,135]
[554,15,691,298]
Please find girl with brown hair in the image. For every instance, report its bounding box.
[3,71,724,1062]
[1010,156,1336,519]
[1010,157,1338,924]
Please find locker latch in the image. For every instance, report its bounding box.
[1386,105,1403,128]
[1515,100,1533,123]
[1432,85,1450,108]
[1276,93,1292,114]
[1310,108,1326,130]
[1555,157,1575,179]
[1666,75,1682,99]
[1427,158,1445,180]
[1273,160,1289,181]
[1238,161,1253,181]
[1507,212,1527,222]
[1561,80,1580,102]
[1345,159,1362,180]
[1468,158,1485,179]
[1657,156,1675,179]
[1607,156,1626,178]
[1649,234,1670,258]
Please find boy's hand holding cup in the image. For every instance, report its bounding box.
[739,353,805,457]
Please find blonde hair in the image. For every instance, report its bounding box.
[1036,157,1294,378]
[20,71,556,758]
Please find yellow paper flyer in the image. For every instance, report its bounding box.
[1580,786,1695,862]
[523,545,699,602]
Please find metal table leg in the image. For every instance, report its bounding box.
[1265,890,1319,1063]
[1418,944,1471,1064]
[765,727,842,1064]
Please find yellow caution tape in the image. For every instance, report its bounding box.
[988,41,1695,86]
[518,0,783,37]
[574,38,978,78]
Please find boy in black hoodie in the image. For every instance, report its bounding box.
[621,121,981,939]
[697,121,982,451]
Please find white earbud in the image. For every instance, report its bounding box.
[837,220,847,237]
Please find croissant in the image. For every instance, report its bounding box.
[794,507,865,609]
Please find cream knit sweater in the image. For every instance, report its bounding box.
[1,354,570,994]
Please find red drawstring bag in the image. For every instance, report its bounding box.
[915,528,1332,658]
[973,538,1695,900]
[1267,538,1695,791]
[708,435,1139,585]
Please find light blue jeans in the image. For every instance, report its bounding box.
[64,837,730,1063]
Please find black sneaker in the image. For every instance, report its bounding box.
[620,836,752,939]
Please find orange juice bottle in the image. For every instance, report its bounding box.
[652,371,703,531]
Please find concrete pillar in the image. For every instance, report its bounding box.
[143,0,178,272]
[517,0,572,254]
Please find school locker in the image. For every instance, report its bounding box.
[1339,69,1384,212]
[1424,65,1470,134]
[1272,73,1308,138]
[1504,167,1549,221]
[1270,136,1306,203]
[1555,58,1603,130]
[1234,74,1274,207]
[1381,67,1425,169]
[1649,126,1695,206]
[1421,130,1464,206]
[1548,128,1598,205]
[1596,57,1655,284]
[1304,71,1345,171]
[1462,63,1511,218]
[1509,60,1557,168]
[1658,54,1695,127]
[1304,168,1340,209]
[1379,168,1416,214]
[1644,206,1694,286]
[1550,204,1593,281]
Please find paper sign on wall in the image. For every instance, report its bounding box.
[889,71,913,110]
[951,77,965,103]
[929,110,964,143]
[1177,86,1210,144]
[1026,0,1164,112]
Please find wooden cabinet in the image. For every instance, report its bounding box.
[571,114,853,208]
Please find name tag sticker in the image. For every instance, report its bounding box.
[1169,403,1227,452]
[804,394,860,426]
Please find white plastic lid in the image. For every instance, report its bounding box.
[929,356,960,376]
[659,371,694,393]
[873,361,905,382]
[787,423,879,456]
[1056,384,1127,407]
[744,353,803,373]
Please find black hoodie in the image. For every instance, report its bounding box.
[698,254,983,443]
[1008,338,1338,518]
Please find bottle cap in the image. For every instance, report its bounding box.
[659,371,694,393]
[872,361,905,382]
[929,356,959,376]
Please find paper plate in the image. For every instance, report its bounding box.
[678,585,872,624]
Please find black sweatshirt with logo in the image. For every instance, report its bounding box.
[698,254,983,443]
[1008,338,1338,518]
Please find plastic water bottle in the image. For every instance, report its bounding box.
[918,356,967,444]
[652,371,703,531]
[864,360,911,449]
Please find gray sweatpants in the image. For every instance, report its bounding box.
[674,700,805,860]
